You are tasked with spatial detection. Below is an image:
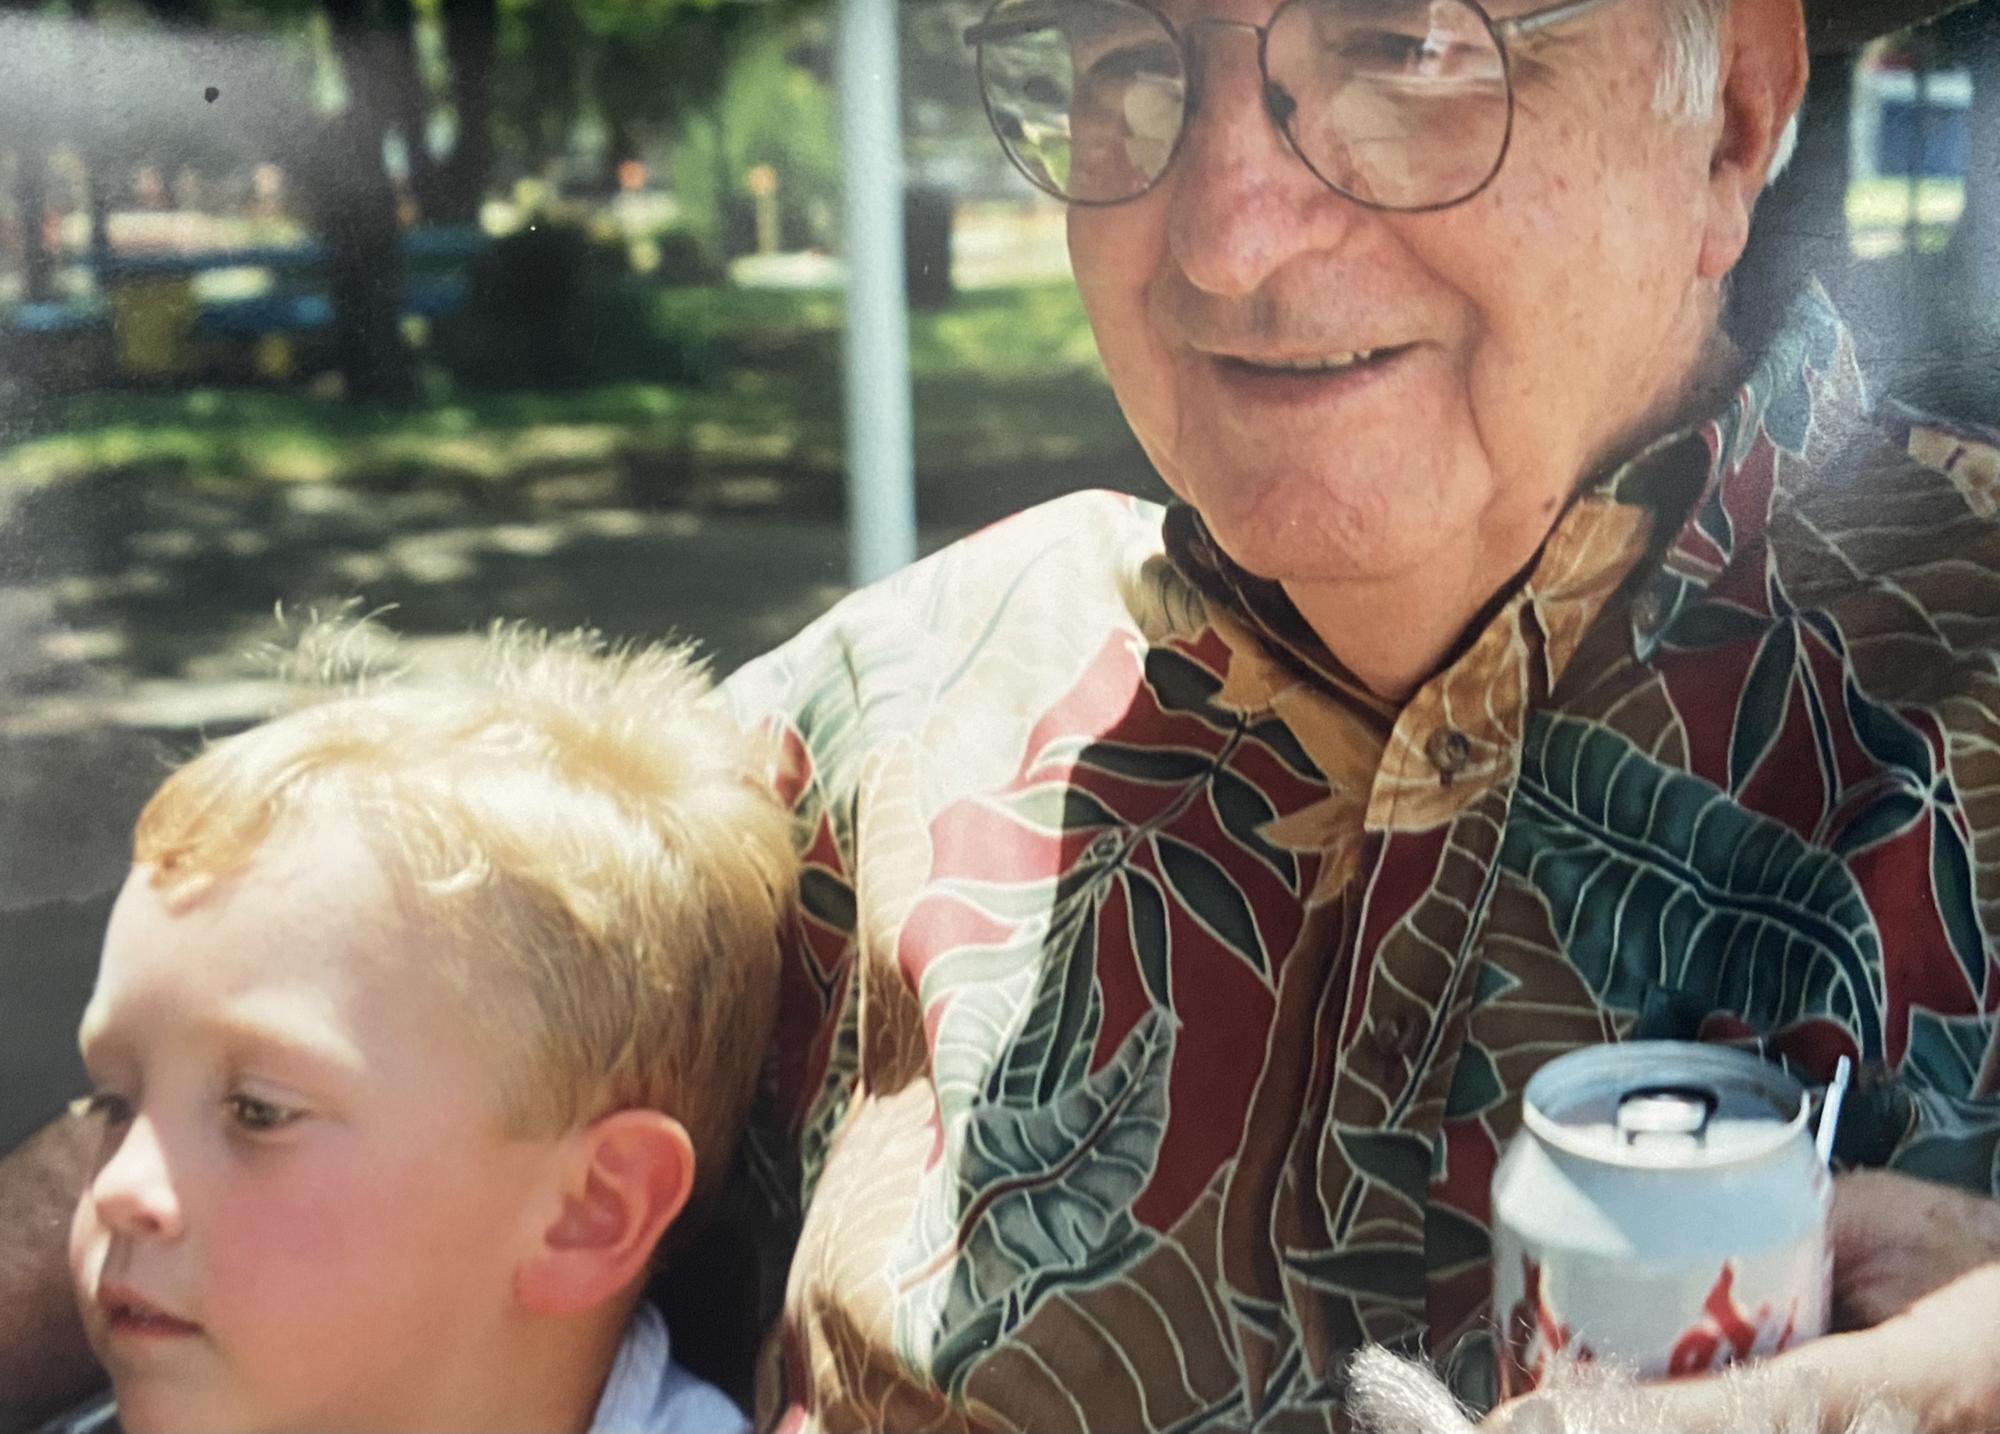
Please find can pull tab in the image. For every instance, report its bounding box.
[1815,1055,1854,1167]
[1616,1084,1720,1145]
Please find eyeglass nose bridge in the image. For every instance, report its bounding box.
[1173,16,1290,130]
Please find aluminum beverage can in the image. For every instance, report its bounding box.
[1491,1041,1832,1398]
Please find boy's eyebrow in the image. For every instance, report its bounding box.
[77,1005,366,1083]
[205,1005,368,1078]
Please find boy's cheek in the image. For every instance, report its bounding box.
[65,1203,107,1347]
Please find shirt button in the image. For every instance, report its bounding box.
[1375,1011,1426,1061]
[1632,589,1665,633]
[1425,727,1472,776]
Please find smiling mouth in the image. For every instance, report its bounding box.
[1216,345,1412,379]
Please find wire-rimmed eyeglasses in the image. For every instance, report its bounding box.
[965,0,1625,211]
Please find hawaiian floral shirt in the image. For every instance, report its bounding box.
[723,285,2000,1432]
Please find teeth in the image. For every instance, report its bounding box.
[1256,350,1374,373]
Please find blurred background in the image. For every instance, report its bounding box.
[2,0,2000,1153]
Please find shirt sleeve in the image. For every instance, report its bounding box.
[719,611,869,1291]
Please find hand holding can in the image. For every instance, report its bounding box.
[1492,1042,1836,1397]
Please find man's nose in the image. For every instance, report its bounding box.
[90,1115,186,1242]
[1165,24,1361,297]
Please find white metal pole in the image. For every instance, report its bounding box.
[836,0,918,586]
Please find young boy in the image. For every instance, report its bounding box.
[66,617,795,1434]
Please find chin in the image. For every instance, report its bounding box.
[1162,422,1477,586]
[103,1391,202,1434]
[108,1380,276,1434]
[1190,472,1470,590]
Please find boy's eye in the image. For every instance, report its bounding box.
[226,1094,304,1134]
[69,1091,134,1127]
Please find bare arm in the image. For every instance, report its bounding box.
[0,1114,102,1434]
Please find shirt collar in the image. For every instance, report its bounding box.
[1615,280,1869,661]
[589,1300,674,1433]
[1164,281,1871,687]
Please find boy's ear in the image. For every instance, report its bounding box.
[515,1109,696,1319]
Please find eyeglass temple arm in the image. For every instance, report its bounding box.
[1496,0,1626,40]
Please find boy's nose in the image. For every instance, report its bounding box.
[90,1116,186,1242]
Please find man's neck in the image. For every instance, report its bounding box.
[1284,325,1748,704]
[1283,557,1521,704]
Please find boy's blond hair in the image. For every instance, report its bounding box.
[133,616,794,1205]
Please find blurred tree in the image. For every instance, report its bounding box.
[898,0,1018,196]
[382,0,445,214]
[373,0,499,225]
[313,0,414,400]
[1,0,57,304]
[670,20,838,262]
[429,0,499,221]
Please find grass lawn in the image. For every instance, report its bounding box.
[0,280,1142,507]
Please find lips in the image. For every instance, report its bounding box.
[98,1282,201,1338]
[1214,344,1412,378]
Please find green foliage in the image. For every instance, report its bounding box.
[486,0,816,181]
[1,281,1131,494]
[671,24,840,261]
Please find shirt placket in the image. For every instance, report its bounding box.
[1307,596,1540,1350]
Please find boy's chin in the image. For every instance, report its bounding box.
[108,1383,277,1434]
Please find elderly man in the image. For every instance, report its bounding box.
[726,0,2000,1426]
[4,0,2000,1430]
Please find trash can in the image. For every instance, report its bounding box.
[107,273,199,378]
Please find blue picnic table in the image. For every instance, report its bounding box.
[3,224,487,381]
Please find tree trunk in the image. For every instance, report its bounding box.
[15,138,52,305]
[68,0,113,278]
[429,0,497,225]
[382,0,443,222]
[315,0,413,403]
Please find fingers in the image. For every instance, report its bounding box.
[1482,1269,2000,1434]
[1829,1173,2000,1330]
[1478,1333,1898,1434]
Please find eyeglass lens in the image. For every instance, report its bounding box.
[975,0,1515,210]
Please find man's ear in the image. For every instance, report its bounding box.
[1698,0,1810,281]
[515,1109,696,1319]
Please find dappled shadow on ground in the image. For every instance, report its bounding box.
[0,439,1163,1148]
[0,442,1160,703]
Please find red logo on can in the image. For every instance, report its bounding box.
[1665,1262,1801,1376]
[1502,1255,1594,1396]
[1503,1257,1802,1395]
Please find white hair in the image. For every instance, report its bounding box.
[1657,0,1803,185]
